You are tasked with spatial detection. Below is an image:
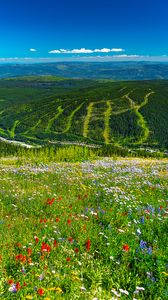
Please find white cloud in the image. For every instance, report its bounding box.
[94,48,125,53]
[69,48,93,53]
[49,48,94,54]
[48,47,125,54]
[113,54,140,58]
[111,48,125,52]
[29,48,37,52]
[94,48,111,53]
[48,49,61,54]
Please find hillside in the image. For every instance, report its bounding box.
[1,62,168,80]
[0,76,168,149]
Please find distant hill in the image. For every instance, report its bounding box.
[1,62,168,80]
[0,76,168,149]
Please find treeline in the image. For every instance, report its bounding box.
[0,141,165,163]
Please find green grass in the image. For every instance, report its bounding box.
[45,106,64,133]
[123,91,152,145]
[0,156,168,299]
[63,102,84,134]
[83,102,94,138]
[7,120,20,138]
[103,100,112,144]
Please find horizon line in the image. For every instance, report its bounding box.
[1,55,168,64]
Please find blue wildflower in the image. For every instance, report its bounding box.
[140,216,145,224]
[147,246,152,255]
[140,240,147,249]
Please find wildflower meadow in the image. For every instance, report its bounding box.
[0,157,168,299]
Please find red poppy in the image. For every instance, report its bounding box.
[40,218,47,223]
[67,219,71,225]
[27,257,32,264]
[47,198,55,205]
[41,242,51,253]
[8,279,14,285]
[74,248,79,253]
[55,217,60,222]
[34,236,39,243]
[86,239,91,251]
[53,240,58,247]
[37,288,45,296]
[22,255,27,263]
[27,248,32,256]
[15,254,26,262]
[68,237,73,243]
[16,282,21,290]
[122,244,130,252]
[66,257,71,262]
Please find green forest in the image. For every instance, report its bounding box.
[0,77,168,155]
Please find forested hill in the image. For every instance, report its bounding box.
[1,62,168,80]
[0,76,168,149]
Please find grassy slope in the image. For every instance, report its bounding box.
[0,77,168,148]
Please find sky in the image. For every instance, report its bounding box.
[0,0,168,63]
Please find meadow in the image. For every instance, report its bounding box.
[0,155,167,299]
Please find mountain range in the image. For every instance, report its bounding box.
[1,61,168,80]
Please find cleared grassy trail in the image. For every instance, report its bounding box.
[103,100,112,144]
[24,119,42,134]
[124,90,154,144]
[83,102,94,138]
[7,120,20,138]
[135,90,154,144]
[63,102,84,133]
[45,105,64,133]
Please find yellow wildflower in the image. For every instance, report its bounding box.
[162,272,168,276]
[48,287,63,293]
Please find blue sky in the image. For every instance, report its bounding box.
[0,0,168,62]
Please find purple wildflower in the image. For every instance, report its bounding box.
[140,240,147,249]
[8,284,17,293]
